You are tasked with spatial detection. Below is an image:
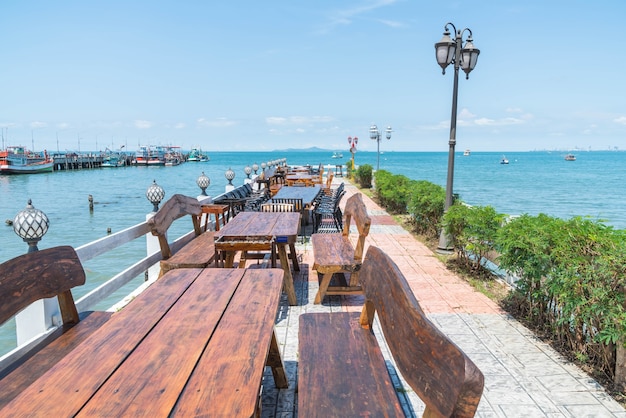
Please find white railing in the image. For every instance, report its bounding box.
[0,195,215,372]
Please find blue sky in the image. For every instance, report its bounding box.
[2,1,625,152]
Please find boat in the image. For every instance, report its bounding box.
[101,147,127,168]
[464,149,471,156]
[500,156,509,165]
[147,146,167,166]
[164,146,184,166]
[565,153,576,161]
[132,146,150,166]
[331,152,343,159]
[0,146,54,174]
[187,148,209,162]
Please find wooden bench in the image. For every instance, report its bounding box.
[0,246,113,409]
[148,194,215,277]
[311,192,370,304]
[299,246,485,417]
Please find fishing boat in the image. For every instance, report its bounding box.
[500,156,509,165]
[464,149,471,156]
[331,152,343,159]
[147,146,167,166]
[101,147,127,168]
[132,145,150,166]
[565,153,576,161]
[164,146,184,166]
[187,148,209,162]
[0,146,54,174]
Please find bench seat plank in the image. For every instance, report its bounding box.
[299,312,404,417]
[160,230,215,274]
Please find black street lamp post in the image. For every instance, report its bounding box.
[434,22,480,252]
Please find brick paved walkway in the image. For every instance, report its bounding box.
[260,180,626,417]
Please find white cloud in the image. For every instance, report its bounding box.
[30,121,47,129]
[266,116,334,125]
[174,123,186,129]
[134,120,152,129]
[614,116,626,125]
[197,117,236,128]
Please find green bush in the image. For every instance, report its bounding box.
[443,204,503,271]
[495,214,626,378]
[355,164,373,188]
[373,170,414,214]
[407,180,445,238]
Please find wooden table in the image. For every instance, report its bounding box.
[0,267,287,417]
[273,185,321,208]
[215,211,300,305]
[200,203,230,231]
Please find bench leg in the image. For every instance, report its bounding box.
[314,272,334,304]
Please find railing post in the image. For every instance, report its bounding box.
[15,299,60,345]
[146,212,160,282]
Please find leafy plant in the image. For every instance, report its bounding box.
[407,180,445,237]
[355,164,373,188]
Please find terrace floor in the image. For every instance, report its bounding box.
[259,179,626,417]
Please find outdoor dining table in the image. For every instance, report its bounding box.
[0,267,288,416]
[214,211,301,305]
[273,185,321,208]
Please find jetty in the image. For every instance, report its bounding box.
[0,171,623,417]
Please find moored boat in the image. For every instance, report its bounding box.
[0,146,54,174]
[500,155,509,164]
[101,148,127,168]
[187,148,209,162]
[565,153,576,161]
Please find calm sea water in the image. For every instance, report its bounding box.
[1,150,624,354]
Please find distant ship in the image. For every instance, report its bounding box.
[500,155,509,165]
[463,149,471,156]
[332,152,343,159]
[565,154,576,161]
[0,146,54,174]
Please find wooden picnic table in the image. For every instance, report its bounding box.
[0,267,287,417]
[273,185,321,208]
[215,211,301,305]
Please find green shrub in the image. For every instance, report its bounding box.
[443,204,503,271]
[355,164,373,188]
[407,180,445,238]
[373,171,414,214]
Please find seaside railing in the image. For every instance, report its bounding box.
[0,193,216,372]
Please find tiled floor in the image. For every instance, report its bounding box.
[260,180,626,417]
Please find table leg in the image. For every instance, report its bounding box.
[276,244,297,306]
[266,328,288,388]
[289,243,299,272]
[223,251,236,268]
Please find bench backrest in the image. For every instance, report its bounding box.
[148,194,202,259]
[342,193,371,263]
[359,246,484,417]
[0,246,85,326]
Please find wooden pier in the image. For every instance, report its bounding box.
[52,153,106,171]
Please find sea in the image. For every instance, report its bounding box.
[1,149,624,355]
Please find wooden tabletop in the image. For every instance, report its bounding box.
[216,211,300,243]
[215,212,300,305]
[273,185,321,206]
[1,267,287,417]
